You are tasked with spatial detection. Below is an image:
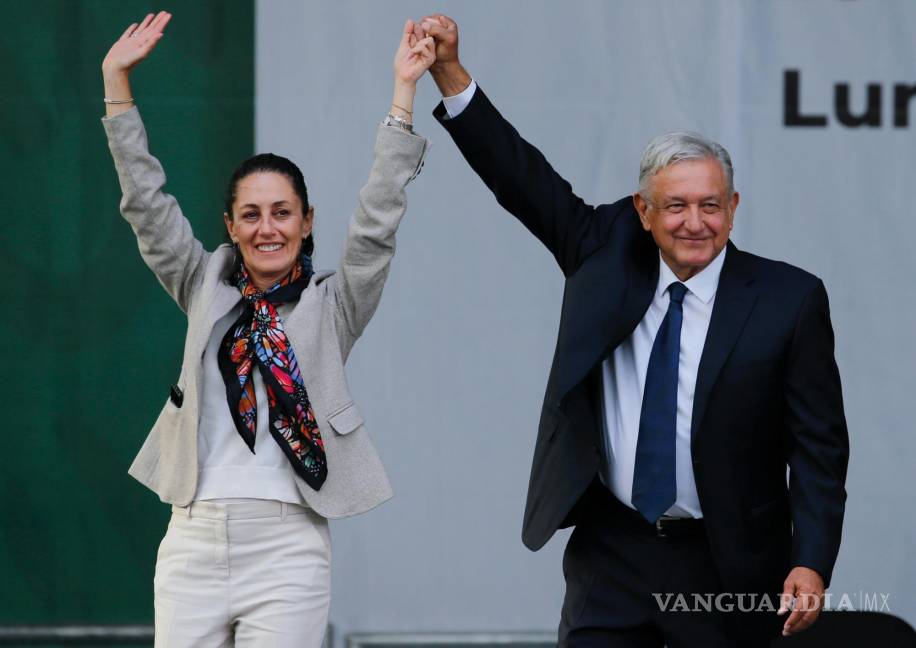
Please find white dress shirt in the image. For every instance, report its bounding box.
[601,249,726,518]
[441,80,726,518]
[442,79,479,118]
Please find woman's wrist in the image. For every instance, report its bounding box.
[102,70,134,117]
[391,79,417,120]
[102,66,130,83]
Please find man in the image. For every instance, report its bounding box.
[416,14,849,648]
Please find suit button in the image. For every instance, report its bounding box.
[692,459,701,467]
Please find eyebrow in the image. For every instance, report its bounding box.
[662,195,722,203]
[238,200,292,210]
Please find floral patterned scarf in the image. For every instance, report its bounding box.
[217,249,327,490]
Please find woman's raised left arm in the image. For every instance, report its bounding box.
[333,20,435,360]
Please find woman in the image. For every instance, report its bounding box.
[101,11,433,646]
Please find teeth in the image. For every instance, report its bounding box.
[257,243,282,252]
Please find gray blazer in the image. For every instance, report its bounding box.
[103,107,429,518]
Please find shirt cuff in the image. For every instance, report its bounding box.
[441,79,478,119]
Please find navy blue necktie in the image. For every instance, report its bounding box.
[632,281,688,523]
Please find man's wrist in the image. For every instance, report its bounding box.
[430,61,471,97]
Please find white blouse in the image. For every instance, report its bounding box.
[194,303,307,505]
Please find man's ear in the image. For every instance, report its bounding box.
[728,191,740,231]
[633,193,652,232]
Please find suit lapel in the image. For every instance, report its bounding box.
[690,241,757,445]
[557,232,658,400]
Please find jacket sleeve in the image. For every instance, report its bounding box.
[333,123,429,361]
[784,279,850,587]
[102,106,209,313]
[433,86,599,276]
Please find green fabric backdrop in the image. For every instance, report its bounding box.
[0,0,253,624]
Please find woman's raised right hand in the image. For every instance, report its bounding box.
[102,11,171,76]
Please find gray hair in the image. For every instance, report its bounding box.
[637,131,735,198]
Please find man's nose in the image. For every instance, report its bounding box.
[683,206,705,231]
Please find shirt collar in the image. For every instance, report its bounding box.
[656,245,727,305]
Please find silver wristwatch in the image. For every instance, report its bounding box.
[383,113,414,133]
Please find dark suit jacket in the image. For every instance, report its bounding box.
[434,87,849,593]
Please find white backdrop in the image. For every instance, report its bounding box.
[256,0,916,637]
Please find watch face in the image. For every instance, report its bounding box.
[383,115,412,132]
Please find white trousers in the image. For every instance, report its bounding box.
[154,499,331,648]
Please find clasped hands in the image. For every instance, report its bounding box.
[406,15,460,72]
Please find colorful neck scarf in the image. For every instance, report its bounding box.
[217,248,327,490]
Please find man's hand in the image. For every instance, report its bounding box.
[778,566,825,636]
[419,15,458,69]
[416,14,471,97]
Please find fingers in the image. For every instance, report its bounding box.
[783,602,822,635]
[400,35,435,78]
[778,578,796,634]
[145,11,171,36]
[407,37,435,68]
[409,36,434,51]
[402,18,414,42]
[152,11,172,34]
[408,36,434,56]
[419,15,441,33]
[777,586,794,616]
[142,31,165,54]
[135,13,155,34]
[782,605,805,635]
[135,11,170,39]
[412,20,426,42]
[423,13,455,31]
[792,607,821,633]
[421,19,445,38]
[779,587,822,636]
[120,22,139,40]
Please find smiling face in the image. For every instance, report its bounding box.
[224,171,313,290]
[633,158,738,281]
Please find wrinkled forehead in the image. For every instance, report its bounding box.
[646,158,730,200]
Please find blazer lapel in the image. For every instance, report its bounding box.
[690,241,757,445]
[280,269,335,389]
[193,250,243,360]
[197,281,242,353]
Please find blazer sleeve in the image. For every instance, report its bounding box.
[433,86,599,276]
[333,123,429,361]
[784,278,850,587]
[102,106,209,313]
